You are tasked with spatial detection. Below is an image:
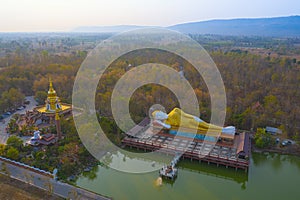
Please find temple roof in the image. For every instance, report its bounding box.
[35,79,71,114]
[35,103,71,114]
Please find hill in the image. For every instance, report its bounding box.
[169,16,300,37]
[72,16,300,37]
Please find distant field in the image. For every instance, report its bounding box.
[238,47,300,60]
[0,174,62,200]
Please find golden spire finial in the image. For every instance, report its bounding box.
[48,76,56,95]
[49,76,53,88]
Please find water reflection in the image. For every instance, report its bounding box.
[154,177,162,187]
[84,150,249,189]
[82,164,99,180]
[252,152,300,172]
[99,150,174,173]
[178,159,248,189]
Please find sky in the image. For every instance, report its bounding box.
[0,0,299,32]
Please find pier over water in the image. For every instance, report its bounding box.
[122,117,250,172]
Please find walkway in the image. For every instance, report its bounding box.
[0,158,110,200]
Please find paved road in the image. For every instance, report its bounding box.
[0,96,37,144]
[0,159,110,200]
[0,97,111,199]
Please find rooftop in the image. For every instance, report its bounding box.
[35,104,71,114]
[123,118,251,163]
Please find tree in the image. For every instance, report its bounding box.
[7,118,19,134]
[254,128,274,148]
[0,144,6,156]
[35,151,45,161]
[41,50,49,63]
[35,90,48,105]
[6,147,19,160]
[0,88,24,111]
[7,136,23,150]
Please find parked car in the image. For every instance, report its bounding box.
[281,140,292,146]
[2,113,10,118]
[281,141,288,146]
[16,106,24,110]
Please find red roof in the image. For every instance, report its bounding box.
[237,132,250,156]
[41,133,55,142]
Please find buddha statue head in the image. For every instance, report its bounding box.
[152,110,168,121]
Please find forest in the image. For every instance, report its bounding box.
[0,33,299,141]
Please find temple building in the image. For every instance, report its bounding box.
[27,130,57,146]
[22,79,72,127]
[34,78,72,123]
[19,79,72,145]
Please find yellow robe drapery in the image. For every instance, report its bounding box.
[164,108,223,133]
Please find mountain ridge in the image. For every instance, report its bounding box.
[169,16,300,37]
[72,16,300,37]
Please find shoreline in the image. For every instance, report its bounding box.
[251,144,300,157]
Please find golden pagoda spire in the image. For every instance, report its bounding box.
[49,77,53,88]
[45,77,61,112]
[48,77,56,97]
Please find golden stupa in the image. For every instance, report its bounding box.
[35,78,71,115]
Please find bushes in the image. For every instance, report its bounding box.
[6,136,23,151]
[254,128,274,148]
[6,147,19,160]
[0,136,26,161]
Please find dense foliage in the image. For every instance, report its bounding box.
[0,118,98,181]
[95,49,300,139]
[254,128,274,148]
[0,34,299,140]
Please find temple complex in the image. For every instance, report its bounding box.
[19,79,72,145]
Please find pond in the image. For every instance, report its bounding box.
[76,152,300,200]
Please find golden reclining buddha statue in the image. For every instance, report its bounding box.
[152,108,235,135]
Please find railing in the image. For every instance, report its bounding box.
[0,156,53,178]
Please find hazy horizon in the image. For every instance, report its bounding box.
[0,0,299,32]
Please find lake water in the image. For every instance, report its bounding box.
[76,152,300,200]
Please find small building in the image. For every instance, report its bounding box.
[237,132,250,160]
[27,131,57,146]
[266,126,282,135]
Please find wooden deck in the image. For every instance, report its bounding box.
[122,120,250,171]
